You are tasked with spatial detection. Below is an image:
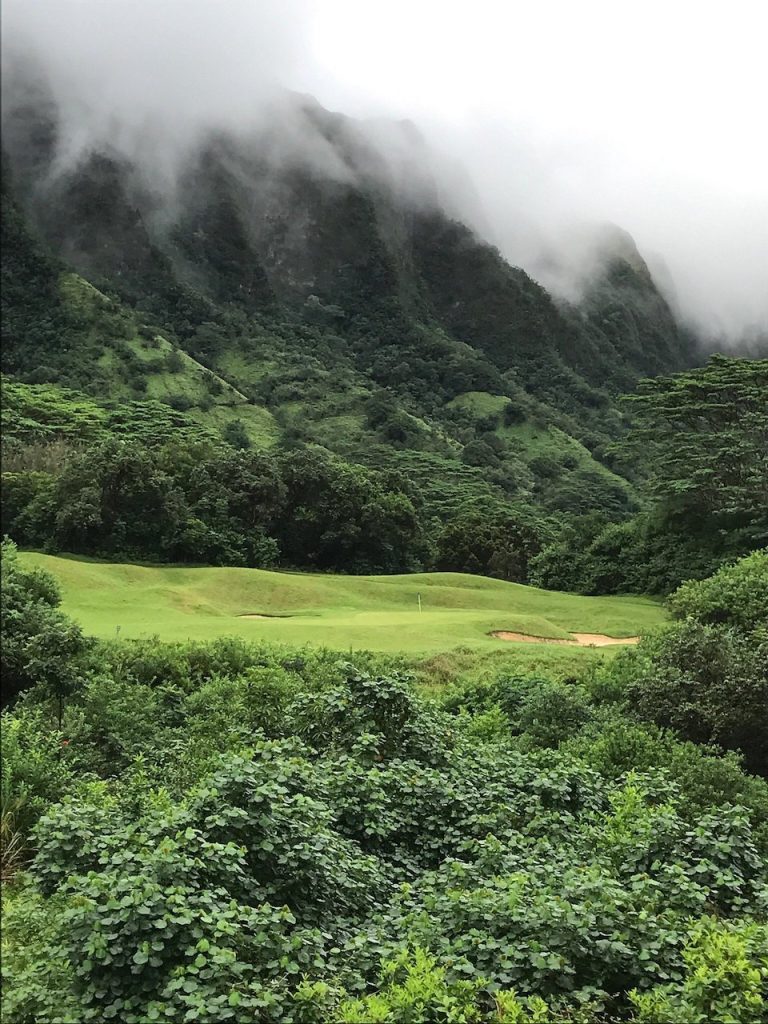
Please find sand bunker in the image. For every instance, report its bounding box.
[570,633,640,646]
[491,631,640,647]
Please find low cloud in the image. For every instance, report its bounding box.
[2,0,766,345]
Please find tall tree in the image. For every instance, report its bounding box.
[623,355,768,527]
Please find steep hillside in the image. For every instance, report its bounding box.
[1,78,696,535]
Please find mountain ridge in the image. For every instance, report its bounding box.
[1,80,698,535]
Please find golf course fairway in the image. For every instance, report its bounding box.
[19,551,667,656]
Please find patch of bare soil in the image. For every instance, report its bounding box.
[490,630,640,647]
[238,613,292,619]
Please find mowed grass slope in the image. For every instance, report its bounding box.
[20,552,667,657]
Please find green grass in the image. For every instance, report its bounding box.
[58,272,113,315]
[186,404,280,448]
[447,391,510,416]
[20,553,667,664]
[448,390,637,513]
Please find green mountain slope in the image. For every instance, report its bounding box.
[1,84,698,538]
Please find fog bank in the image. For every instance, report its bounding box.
[3,0,766,344]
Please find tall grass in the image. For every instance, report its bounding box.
[0,769,28,882]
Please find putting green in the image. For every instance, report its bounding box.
[19,552,667,656]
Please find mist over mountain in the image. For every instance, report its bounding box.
[3,0,767,348]
[1,56,693,388]
[2,33,704,565]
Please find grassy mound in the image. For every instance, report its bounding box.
[19,552,666,657]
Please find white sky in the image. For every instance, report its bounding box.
[3,0,767,340]
[302,0,768,340]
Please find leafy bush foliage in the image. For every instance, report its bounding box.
[619,622,768,772]
[0,539,88,708]
[668,548,768,632]
[629,919,768,1024]
[597,552,768,773]
[1,568,766,1022]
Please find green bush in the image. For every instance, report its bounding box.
[221,418,251,449]
[2,654,766,1021]
[1,878,81,1023]
[334,947,559,1023]
[515,680,592,748]
[630,919,768,1023]
[668,548,768,632]
[0,539,88,709]
[605,621,768,773]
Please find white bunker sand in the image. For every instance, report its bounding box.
[491,631,640,647]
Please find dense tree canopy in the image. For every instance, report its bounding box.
[2,438,429,574]
[624,355,768,531]
[434,510,547,581]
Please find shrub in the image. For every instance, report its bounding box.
[630,919,768,1024]
[164,348,185,373]
[668,548,768,632]
[616,621,768,773]
[0,878,81,1022]
[0,540,88,710]
[503,402,526,426]
[166,393,194,411]
[222,418,251,450]
[515,680,592,748]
